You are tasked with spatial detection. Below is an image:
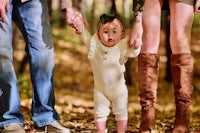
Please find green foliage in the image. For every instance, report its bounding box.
[17,74,32,98]
[194,13,200,25]
[192,13,200,32]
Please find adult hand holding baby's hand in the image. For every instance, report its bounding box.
[65,7,88,34]
[128,21,143,49]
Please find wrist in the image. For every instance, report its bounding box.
[61,7,72,13]
[134,11,142,22]
[62,7,73,13]
[60,0,72,12]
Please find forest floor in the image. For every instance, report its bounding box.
[13,26,200,133]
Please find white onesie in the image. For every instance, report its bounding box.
[81,27,141,122]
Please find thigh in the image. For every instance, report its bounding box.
[142,0,162,53]
[169,0,194,54]
[112,89,128,116]
[0,0,13,58]
[12,0,53,49]
[94,90,110,122]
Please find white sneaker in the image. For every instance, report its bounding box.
[34,121,70,133]
[1,123,25,133]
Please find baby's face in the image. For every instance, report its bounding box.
[98,19,124,47]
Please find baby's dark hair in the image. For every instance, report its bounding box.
[97,13,124,32]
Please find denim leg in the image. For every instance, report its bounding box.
[12,0,59,127]
[0,0,24,127]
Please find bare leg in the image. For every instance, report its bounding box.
[138,0,161,132]
[116,120,127,133]
[169,1,194,132]
[95,121,107,132]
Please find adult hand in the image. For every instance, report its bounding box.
[0,0,10,23]
[65,7,88,34]
[195,0,200,13]
[128,21,143,49]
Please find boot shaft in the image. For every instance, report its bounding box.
[138,53,159,106]
[170,53,193,103]
[170,53,194,133]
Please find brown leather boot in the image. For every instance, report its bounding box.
[138,53,159,133]
[170,54,193,133]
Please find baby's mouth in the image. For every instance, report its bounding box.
[108,38,113,42]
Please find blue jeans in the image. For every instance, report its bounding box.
[0,0,59,127]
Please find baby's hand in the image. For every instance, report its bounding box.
[128,21,143,49]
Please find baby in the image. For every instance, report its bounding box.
[74,13,141,133]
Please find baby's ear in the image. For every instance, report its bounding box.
[97,33,101,40]
[121,31,125,39]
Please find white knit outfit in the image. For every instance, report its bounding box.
[81,27,141,122]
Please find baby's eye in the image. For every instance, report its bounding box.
[103,31,108,34]
[113,30,117,34]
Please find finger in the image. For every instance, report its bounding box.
[195,4,198,12]
[75,26,83,34]
[66,7,74,24]
[197,7,200,13]
[195,8,200,13]
[128,37,136,45]
[0,10,6,23]
[75,29,82,34]
[127,39,133,47]
[76,31,81,34]
[74,25,82,34]
[128,40,134,47]
[195,1,200,12]
[134,41,140,49]
[6,3,10,12]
